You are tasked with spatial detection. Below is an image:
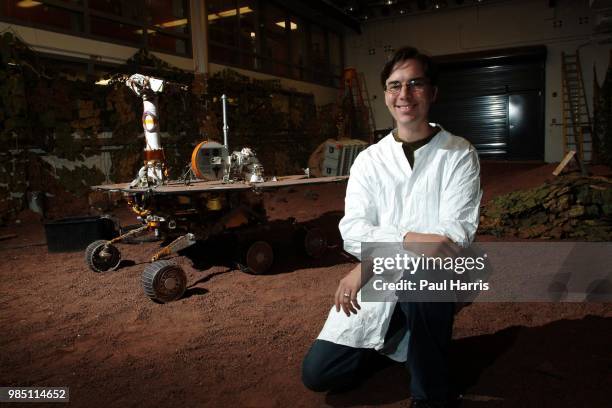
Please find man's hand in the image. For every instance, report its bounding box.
[403,232,461,258]
[334,264,362,316]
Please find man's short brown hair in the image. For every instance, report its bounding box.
[380,46,439,89]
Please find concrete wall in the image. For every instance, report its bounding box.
[345,0,611,162]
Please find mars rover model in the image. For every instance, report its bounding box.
[84,74,347,303]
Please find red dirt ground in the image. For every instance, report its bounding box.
[1,162,611,408]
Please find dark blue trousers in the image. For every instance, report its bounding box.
[302,302,455,401]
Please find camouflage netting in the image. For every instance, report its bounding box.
[593,51,612,167]
[0,33,337,222]
[479,175,612,241]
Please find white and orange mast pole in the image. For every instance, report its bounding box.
[125,74,167,187]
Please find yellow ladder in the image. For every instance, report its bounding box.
[561,51,593,164]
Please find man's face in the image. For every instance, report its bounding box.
[384,59,437,129]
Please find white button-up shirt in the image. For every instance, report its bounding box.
[316,126,482,362]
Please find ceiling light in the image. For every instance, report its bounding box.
[134,28,157,35]
[219,6,251,17]
[17,0,42,7]
[157,18,188,28]
[434,0,448,8]
[208,6,253,21]
[276,21,298,30]
[95,79,111,86]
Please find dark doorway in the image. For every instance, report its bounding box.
[508,91,544,160]
[430,46,546,160]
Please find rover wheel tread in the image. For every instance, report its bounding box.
[85,240,121,273]
[303,228,328,259]
[240,240,274,275]
[142,260,187,303]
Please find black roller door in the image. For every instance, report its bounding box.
[430,46,546,160]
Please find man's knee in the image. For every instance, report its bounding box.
[302,339,362,392]
[301,349,330,392]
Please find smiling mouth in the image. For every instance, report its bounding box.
[395,104,416,112]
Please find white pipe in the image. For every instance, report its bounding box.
[221,94,229,150]
[142,99,161,150]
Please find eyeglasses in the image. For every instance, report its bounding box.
[384,78,430,94]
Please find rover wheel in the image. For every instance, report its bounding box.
[303,228,327,258]
[85,240,121,273]
[239,240,274,275]
[142,260,187,303]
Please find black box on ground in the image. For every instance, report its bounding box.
[44,216,118,252]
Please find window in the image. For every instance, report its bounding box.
[147,0,189,35]
[89,15,143,44]
[1,1,83,32]
[0,0,191,57]
[88,0,142,20]
[329,31,342,88]
[206,1,343,87]
[263,3,288,77]
[290,16,307,81]
[310,24,328,84]
[145,0,191,54]
[238,0,258,70]
[207,0,238,47]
